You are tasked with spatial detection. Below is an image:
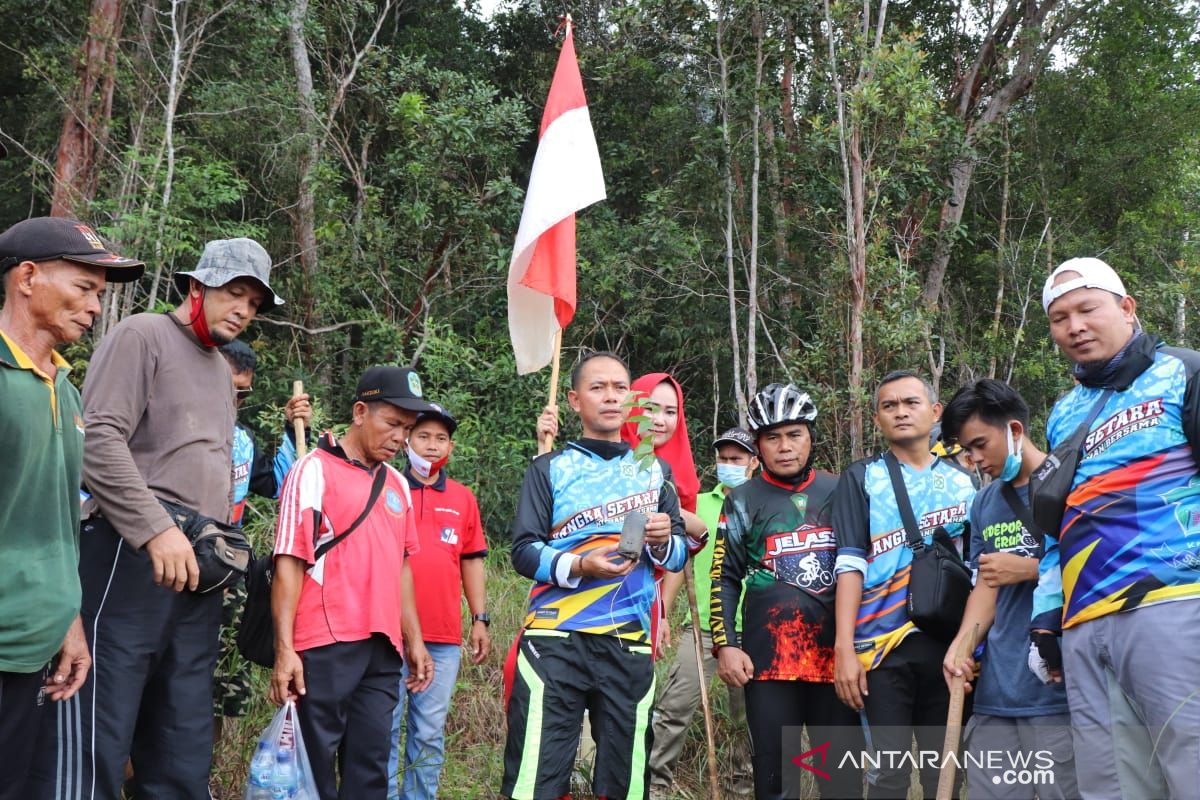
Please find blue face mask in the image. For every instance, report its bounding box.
[716,463,750,488]
[1000,424,1022,482]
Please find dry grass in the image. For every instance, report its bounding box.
[209,545,911,799]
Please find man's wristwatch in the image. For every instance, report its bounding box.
[472,613,491,627]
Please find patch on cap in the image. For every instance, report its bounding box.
[408,371,423,397]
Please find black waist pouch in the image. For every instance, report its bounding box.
[158,499,252,595]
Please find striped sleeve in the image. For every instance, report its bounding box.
[833,463,870,576]
[511,454,581,588]
[274,452,325,564]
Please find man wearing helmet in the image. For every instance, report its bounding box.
[832,371,977,798]
[710,383,863,799]
[30,238,283,799]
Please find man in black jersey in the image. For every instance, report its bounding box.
[711,383,863,800]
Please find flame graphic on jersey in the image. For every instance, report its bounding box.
[757,605,834,682]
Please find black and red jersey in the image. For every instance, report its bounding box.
[709,469,839,682]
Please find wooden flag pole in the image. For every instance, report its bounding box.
[936,624,979,800]
[538,329,563,456]
[684,561,721,800]
[292,380,307,458]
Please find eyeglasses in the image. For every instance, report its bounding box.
[236,387,254,400]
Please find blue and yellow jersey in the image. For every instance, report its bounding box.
[1038,338,1200,630]
[510,438,687,643]
[833,453,977,669]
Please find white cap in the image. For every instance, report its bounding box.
[1042,257,1128,313]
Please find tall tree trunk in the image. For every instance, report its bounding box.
[746,7,764,401]
[288,0,321,328]
[717,0,748,428]
[921,0,1094,308]
[50,0,124,217]
[987,125,1010,378]
[824,0,867,460]
[143,0,186,312]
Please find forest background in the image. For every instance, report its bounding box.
[1,0,1197,796]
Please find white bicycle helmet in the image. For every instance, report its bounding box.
[747,383,818,432]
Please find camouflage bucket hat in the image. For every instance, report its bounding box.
[173,237,284,311]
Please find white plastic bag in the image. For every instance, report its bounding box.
[244,700,318,800]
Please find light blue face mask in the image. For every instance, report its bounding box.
[717,463,750,488]
[1000,424,1022,482]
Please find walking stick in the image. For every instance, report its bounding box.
[936,624,978,800]
[292,380,307,458]
[538,330,563,456]
[684,561,720,800]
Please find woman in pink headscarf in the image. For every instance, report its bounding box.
[619,372,710,656]
[620,372,700,515]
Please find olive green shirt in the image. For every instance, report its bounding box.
[0,331,83,672]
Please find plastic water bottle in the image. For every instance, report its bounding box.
[247,741,275,800]
[271,748,299,799]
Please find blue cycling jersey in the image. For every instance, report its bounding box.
[834,453,977,669]
[1032,338,1200,631]
[510,439,687,643]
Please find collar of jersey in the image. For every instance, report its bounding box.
[318,431,383,473]
[567,437,631,461]
[761,468,814,492]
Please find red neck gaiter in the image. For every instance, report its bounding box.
[188,288,218,348]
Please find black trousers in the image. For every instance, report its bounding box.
[861,632,957,799]
[298,635,403,800]
[27,517,223,800]
[744,679,864,800]
[2,667,49,800]
[502,630,657,800]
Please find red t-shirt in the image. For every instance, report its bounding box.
[274,434,420,655]
[404,468,488,644]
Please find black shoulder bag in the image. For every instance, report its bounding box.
[1029,389,1114,539]
[884,452,973,643]
[237,465,389,668]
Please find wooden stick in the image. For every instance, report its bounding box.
[936,624,978,800]
[292,380,307,458]
[538,329,563,456]
[684,561,720,800]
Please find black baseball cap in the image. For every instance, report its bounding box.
[355,366,436,414]
[413,402,458,436]
[0,217,144,282]
[714,427,757,456]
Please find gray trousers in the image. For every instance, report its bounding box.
[647,626,752,796]
[964,712,1078,799]
[1062,598,1200,800]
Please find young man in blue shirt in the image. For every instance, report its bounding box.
[940,379,1077,799]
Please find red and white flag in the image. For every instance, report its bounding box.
[507,24,606,374]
